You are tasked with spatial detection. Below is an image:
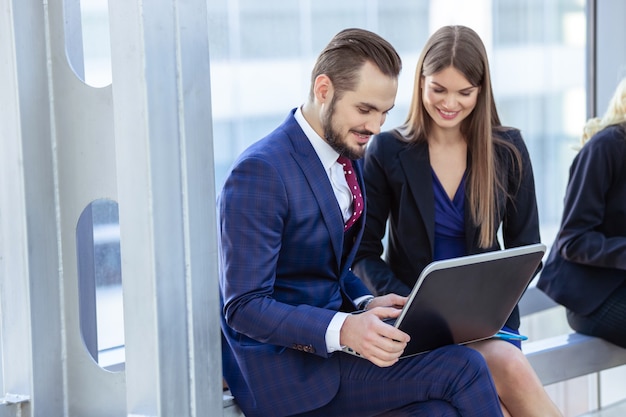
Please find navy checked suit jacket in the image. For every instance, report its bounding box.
[538,125,626,315]
[219,109,370,416]
[354,128,541,330]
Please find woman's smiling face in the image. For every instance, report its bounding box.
[421,65,480,132]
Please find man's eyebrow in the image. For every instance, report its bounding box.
[358,102,396,113]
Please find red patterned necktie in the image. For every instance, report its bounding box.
[337,156,364,231]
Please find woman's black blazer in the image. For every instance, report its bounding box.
[538,125,626,315]
[354,128,541,330]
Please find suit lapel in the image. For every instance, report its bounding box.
[399,143,436,251]
[283,113,344,268]
[400,142,478,254]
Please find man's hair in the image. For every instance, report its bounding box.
[309,28,402,101]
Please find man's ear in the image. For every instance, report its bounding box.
[313,74,333,103]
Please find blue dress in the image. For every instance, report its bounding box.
[431,169,466,262]
[432,169,521,348]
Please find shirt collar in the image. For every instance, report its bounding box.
[294,106,340,172]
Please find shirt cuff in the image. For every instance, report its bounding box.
[325,312,350,353]
[354,295,374,310]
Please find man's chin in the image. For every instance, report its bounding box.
[342,147,366,160]
[350,144,368,159]
[327,134,367,159]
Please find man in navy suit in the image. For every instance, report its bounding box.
[219,28,504,417]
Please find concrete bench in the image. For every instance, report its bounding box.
[223,285,626,415]
[519,286,626,386]
[524,332,626,386]
[223,392,245,417]
[519,285,626,415]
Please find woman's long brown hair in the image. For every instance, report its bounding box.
[399,25,521,248]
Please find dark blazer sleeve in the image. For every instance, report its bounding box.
[554,130,626,268]
[219,154,335,357]
[497,129,541,251]
[538,127,626,314]
[354,132,414,296]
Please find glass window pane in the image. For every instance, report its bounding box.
[76,199,124,370]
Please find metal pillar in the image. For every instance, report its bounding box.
[0,0,222,415]
[108,0,222,415]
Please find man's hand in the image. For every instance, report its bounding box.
[364,293,407,311]
[340,294,410,367]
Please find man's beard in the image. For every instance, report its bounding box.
[321,96,368,160]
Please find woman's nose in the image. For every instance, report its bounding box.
[443,94,457,109]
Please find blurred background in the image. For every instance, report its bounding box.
[76,1,626,415]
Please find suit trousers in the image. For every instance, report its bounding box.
[293,344,503,417]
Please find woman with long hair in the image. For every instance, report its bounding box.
[354,25,562,416]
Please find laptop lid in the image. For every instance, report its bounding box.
[393,243,546,358]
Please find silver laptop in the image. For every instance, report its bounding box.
[343,243,546,359]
